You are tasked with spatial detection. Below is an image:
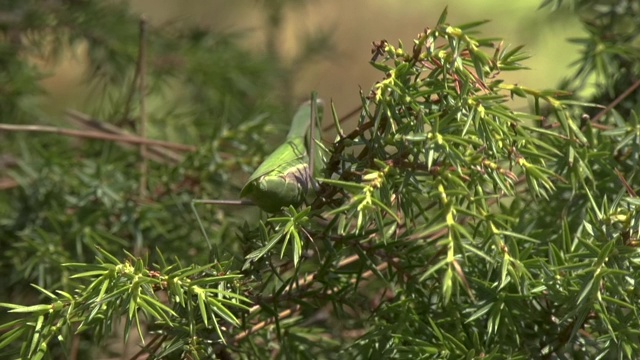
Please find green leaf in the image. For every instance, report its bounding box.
[0,326,26,350]
[8,304,52,314]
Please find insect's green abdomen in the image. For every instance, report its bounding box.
[240,162,312,213]
[239,97,323,213]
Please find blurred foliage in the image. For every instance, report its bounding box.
[2,0,640,359]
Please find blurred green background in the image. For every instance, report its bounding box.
[43,0,582,117]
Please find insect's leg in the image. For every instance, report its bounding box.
[308,91,318,183]
[329,99,347,139]
[308,92,327,194]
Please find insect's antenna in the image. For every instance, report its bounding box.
[191,199,214,252]
[323,103,362,133]
[190,199,253,258]
[309,91,318,177]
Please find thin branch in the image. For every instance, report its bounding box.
[66,110,185,164]
[615,168,637,198]
[234,305,301,343]
[128,333,166,360]
[591,77,640,123]
[0,177,18,191]
[138,16,149,198]
[0,124,196,152]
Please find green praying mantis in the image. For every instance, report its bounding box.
[192,92,330,253]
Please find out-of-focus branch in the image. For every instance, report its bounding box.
[138,16,149,198]
[0,123,196,152]
[65,110,186,163]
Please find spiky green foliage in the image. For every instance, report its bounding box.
[3,1,640,359]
